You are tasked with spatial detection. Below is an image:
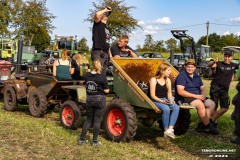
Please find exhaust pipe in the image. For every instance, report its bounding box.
[16,39,23,74]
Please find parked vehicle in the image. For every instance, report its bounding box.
[170,30,213,76]
[142,52,164,58]
[0,38,18,62]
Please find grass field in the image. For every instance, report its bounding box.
[0,80,239,160]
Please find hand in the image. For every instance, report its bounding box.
[195,94,205,101]
[214,57,218,63]
[106,6,112,11]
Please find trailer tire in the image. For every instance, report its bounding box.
[29,90,48,117]
[103,99,137,142]
[4,86,18,111]
[174,109,191,135]
[60,100,81,130]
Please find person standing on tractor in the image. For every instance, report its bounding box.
[208,50,239,133]
[149,62,180,139]
[91,7,112,74]
[78,59,109,147]
[110,35,138,58]
[175,59,219,134]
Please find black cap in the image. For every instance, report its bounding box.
[224,50,233,56]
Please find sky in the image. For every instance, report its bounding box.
[46,0,240,49]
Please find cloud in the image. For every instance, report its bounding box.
[153,17,172,25]
[230,17,240,23]
[223,31,231,35]
[137,17,172,26]
[137,20,145,25]
[143,25,160,35]
[236,32,240,36]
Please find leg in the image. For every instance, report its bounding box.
[92,107,106,142]
[212,91,229,122]
[153,101,170,130]
[80,106,94,140]
[204,99,215,118]
[190,99,209,125]
[169,104,180,128]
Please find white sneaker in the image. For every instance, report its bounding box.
[164,129,175,139]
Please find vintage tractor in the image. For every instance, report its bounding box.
[170,30,213,76]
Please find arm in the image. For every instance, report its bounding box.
[166,78,173,100]
[149,77,168,104]
[208,57,218,67]
[52,60,58,77]
[177,85,205,101]
[94,7,111,23]
[125,48,138,58]
[200,85,207,100]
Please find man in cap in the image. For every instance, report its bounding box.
[175,59,218,134]
[208,50,239,133]
[91,6,112,74]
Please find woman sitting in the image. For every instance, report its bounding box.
[149,62,180,139]
[53,49,71,80]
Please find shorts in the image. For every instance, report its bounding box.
[210,85,230,109]
[183,97,210,105]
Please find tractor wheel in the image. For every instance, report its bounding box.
[103,99,137,142]
[4,86,18,111]
[60,100,81,130]
[28,90,48,117]
[38,57,48,71]
[174,109,191,135]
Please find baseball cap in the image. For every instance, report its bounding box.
[185,59,196,66]
[224,50,233,56]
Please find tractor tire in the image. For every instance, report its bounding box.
[38,57,48,71]
[103,99,137,142]
[28,90,48,117]
[174,109,191,135]
[4,86,18,111]
[60,100,81,130]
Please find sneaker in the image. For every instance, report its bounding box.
[230,136,240,145]
[164,129,175,139]
[78,139,88,145]
[210,118,219,130]
[209,124,220,135]
[92,141,102,147]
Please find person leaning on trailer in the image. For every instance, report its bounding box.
[78,59,109,147]
[52,49,71,81]
[110,35,137,58]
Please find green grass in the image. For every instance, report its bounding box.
[0,80,239,159]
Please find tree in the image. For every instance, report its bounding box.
[143,34,154,51]
[165,38,178,52]
[31,27,50,52]
[85,0,140,39]
[11,0,55,45]
[220,34,239,47]
[78,37,89,53]
[197,33,221,52]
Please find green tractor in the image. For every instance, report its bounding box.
[52,35,78,57]
[0,38,18,62]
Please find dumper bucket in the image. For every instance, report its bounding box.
[111,58,179,112]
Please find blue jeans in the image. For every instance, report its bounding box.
[153,98,180,130]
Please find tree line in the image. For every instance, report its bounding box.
[1,0,239,53]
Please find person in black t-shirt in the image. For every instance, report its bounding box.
[91,7,112,74]
[110,35,138,58]
[78,59,109,147]
[208,50,239,133]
